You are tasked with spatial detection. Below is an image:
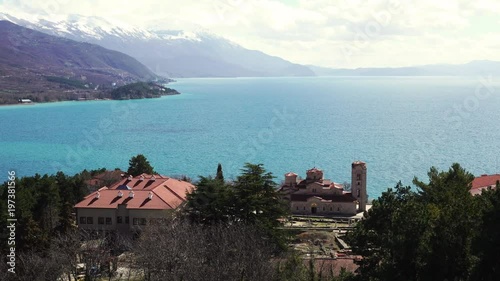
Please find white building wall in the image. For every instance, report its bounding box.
[128,209,173,231]
[77,208,117,231]
[77,208,174,233]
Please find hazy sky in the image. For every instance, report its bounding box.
[2,0,500,68]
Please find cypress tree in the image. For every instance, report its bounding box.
[216,163,224,181]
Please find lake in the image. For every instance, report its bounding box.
[1,76,499,197]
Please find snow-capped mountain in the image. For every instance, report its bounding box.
[0,20,158,103]
[0,13,315,77]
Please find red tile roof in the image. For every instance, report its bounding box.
[84,170,124,187]
[469,174,500,195]
[75,174,194,210]
[472,174,500,189]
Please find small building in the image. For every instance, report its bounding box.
[84,170,124,189]
[74,174,194,235]
[18,99,32,103]
[281,161,368,216]
[470,174,500,195]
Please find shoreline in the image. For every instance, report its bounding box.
[0,99,104,107]
[0,94,179,107]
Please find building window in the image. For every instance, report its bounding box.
[106,217,112,225]
[330,207,332,211]
[125,216,129,224]
[98,217,104,225]
[312,188,317,193]
[303,206,305,210]
[296,206,299,210]
[133,218,147,225]
[357,174,361,180]
[117,216,122,224]
[357,190,360,197]
[357,182,360,186]
[149,218,161,225]
[79,217,86,224]
[87,217,93,224]
[323,207,325,211]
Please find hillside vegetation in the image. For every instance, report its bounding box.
[110,82,179,100]
[0,20,176,104]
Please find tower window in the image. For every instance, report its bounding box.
[357,174,361,180]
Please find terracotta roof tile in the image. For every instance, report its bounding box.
[75,174,194,210]
[472,174,500,189]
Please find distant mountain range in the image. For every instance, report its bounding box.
[0,13,315,78]
[0,20,160,103]
[309,61,500,76]
[1,12,498,80]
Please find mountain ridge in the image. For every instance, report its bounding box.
[0,20,163,104]
[309,60,500,76]
[0,13,315,78]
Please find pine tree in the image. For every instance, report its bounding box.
[127,154,155,176]
[233,163,289,249]
[347,164,480,281]
[184,176,232,224]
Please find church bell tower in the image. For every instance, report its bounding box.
[351,161,367,212]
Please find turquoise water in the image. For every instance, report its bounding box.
[1,76,499,197]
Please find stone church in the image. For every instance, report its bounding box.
[280,161,367,216]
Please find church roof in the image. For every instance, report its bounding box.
[307,167,322,173]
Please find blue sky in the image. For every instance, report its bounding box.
[1,0,499,68]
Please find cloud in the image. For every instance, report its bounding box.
[2,0,499,68]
